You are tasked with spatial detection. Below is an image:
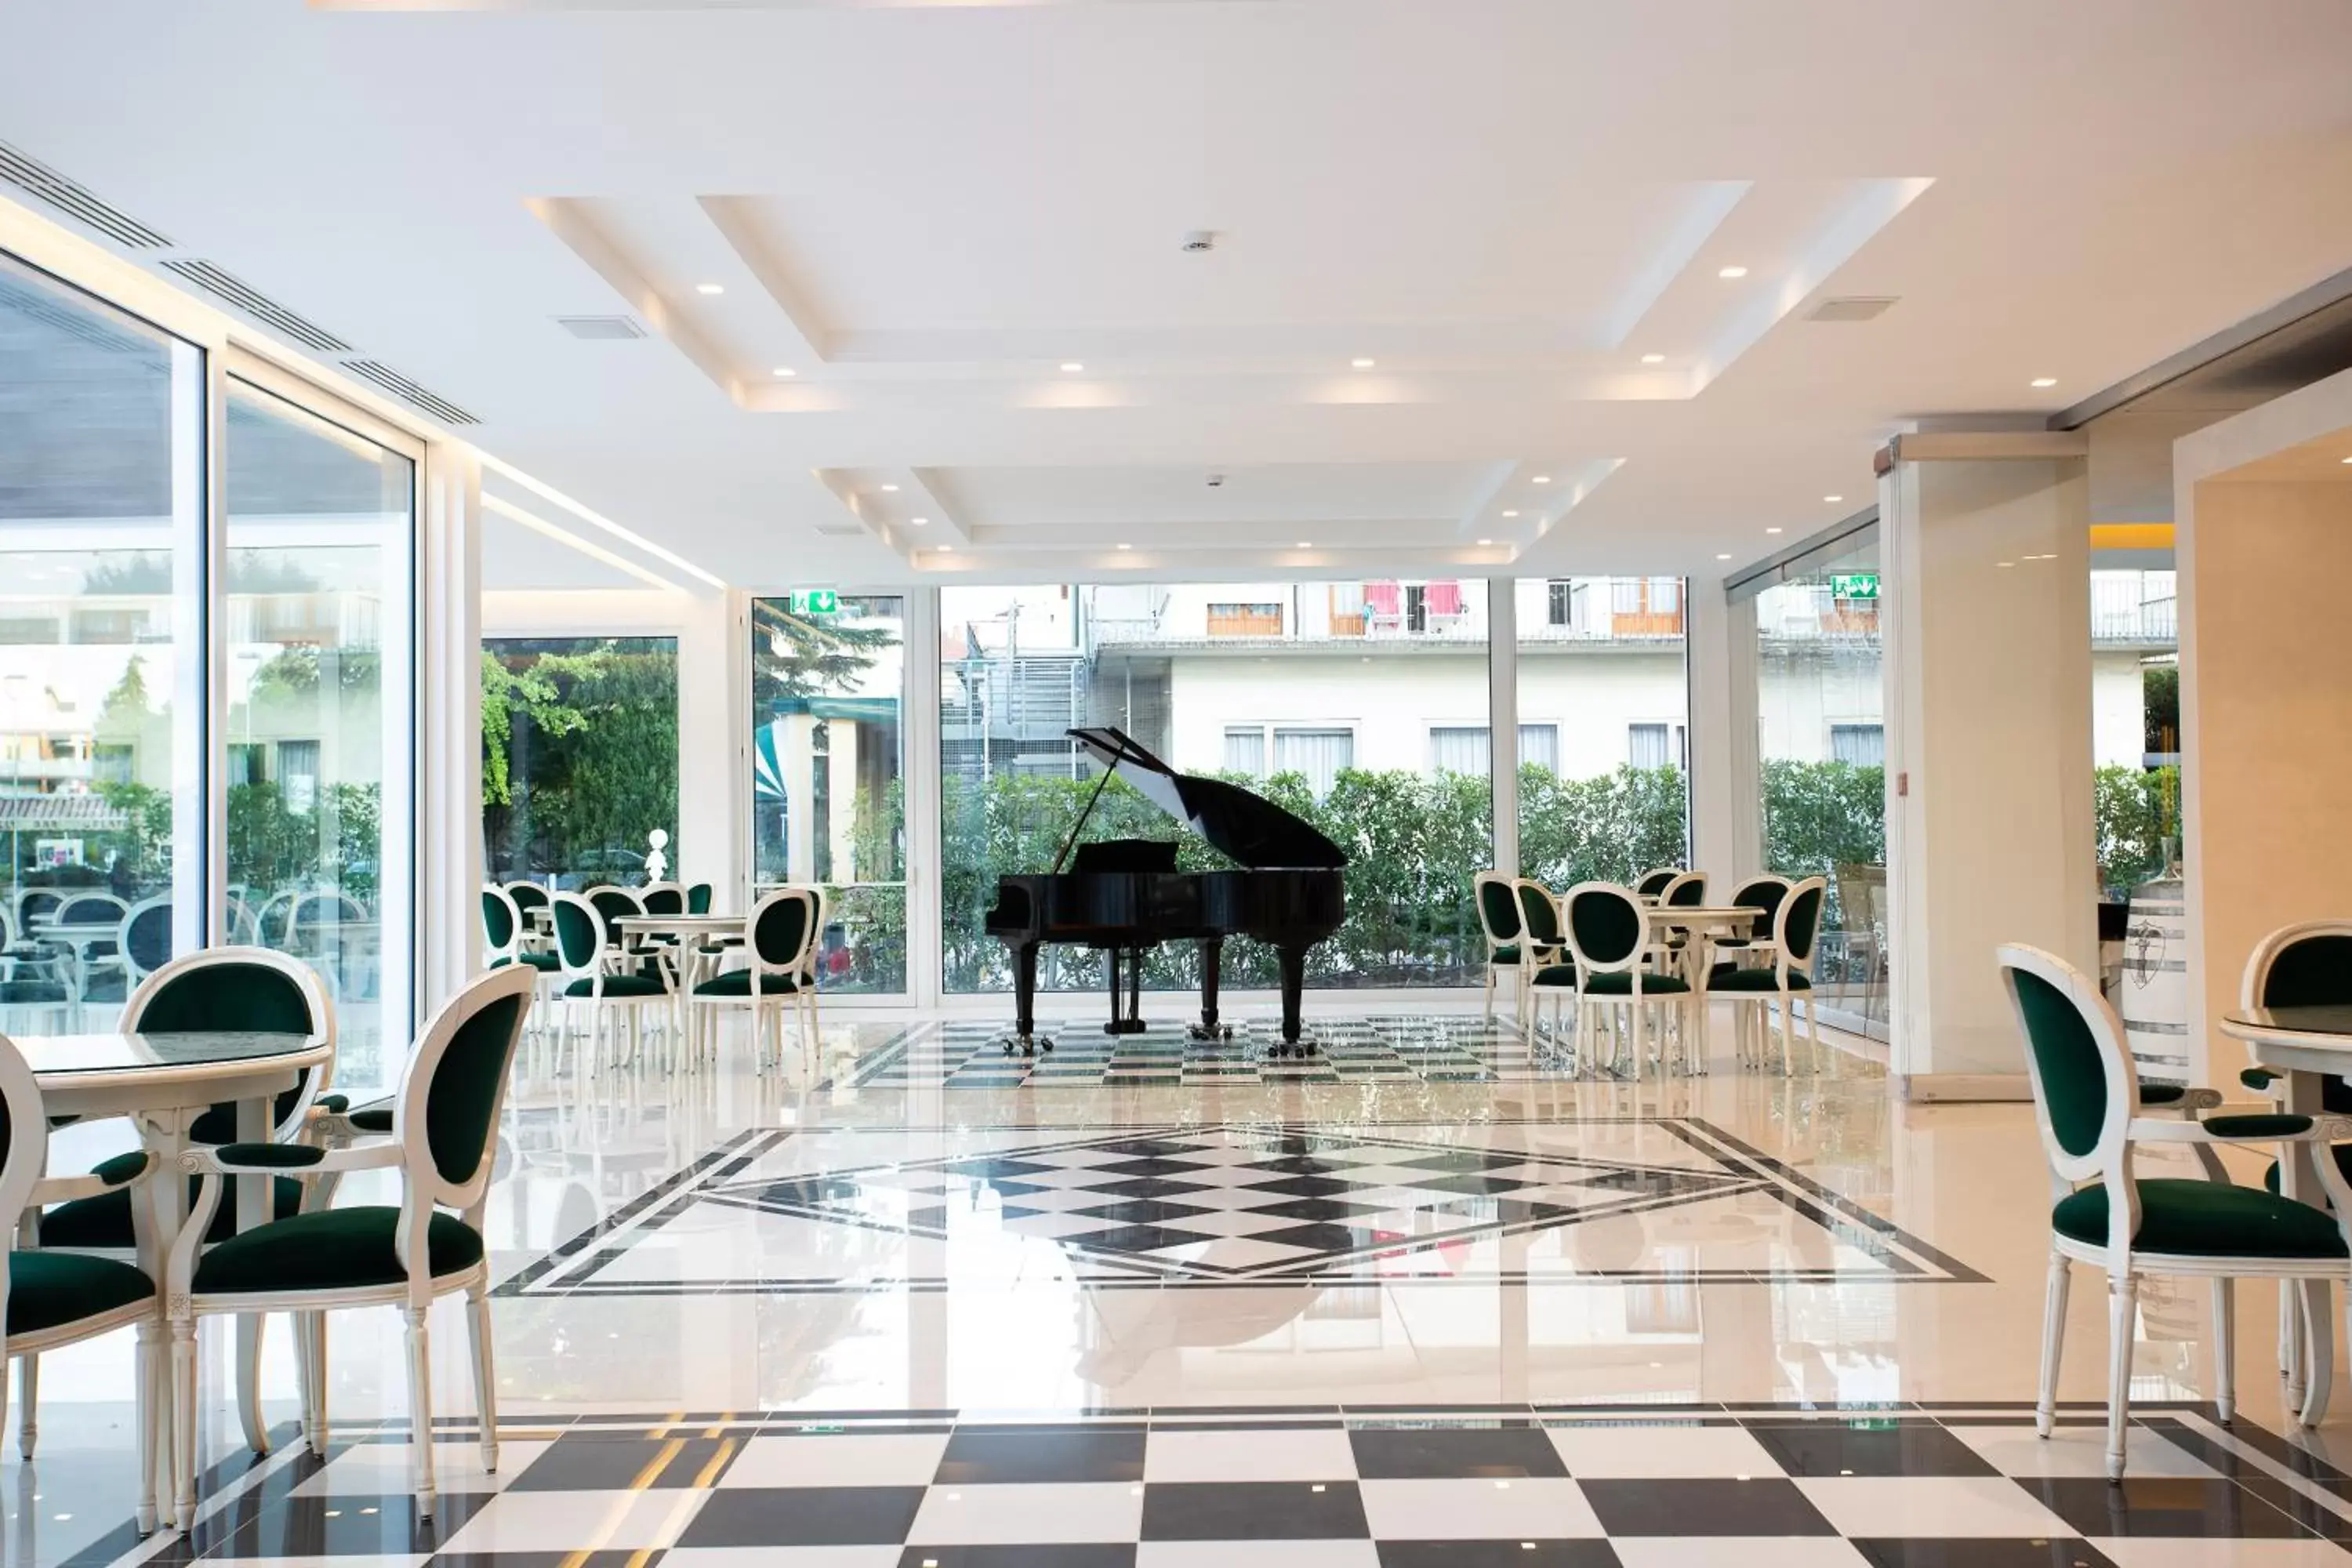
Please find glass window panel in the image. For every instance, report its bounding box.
[752,594,906,993]
[2090,565,2180,901]
[0,251,201,1033]
[1430,724,1489,778]
[227,380,413,1093]
[1756,540,1886,1036]
[482,637,677,887]
[1515,577,1690,891]
[941,580,1490,994]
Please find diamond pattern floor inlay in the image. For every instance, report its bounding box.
[498,1117,1984,1297]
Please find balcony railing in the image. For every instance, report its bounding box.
[2091,583,2176,645]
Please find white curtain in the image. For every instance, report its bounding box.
[1831,724,1885,766]
[1429,725,1489,777]
[1274,728,1355,795]
[1518,724,1560,772]
[1628,723,1671,769]
[1223,726,1267,776]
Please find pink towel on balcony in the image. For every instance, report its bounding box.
[1425,579,1464,617]
[1364,581,1403,618]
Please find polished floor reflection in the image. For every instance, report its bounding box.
[20,1003,2352,1566]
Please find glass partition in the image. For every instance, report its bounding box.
[482,636,678,887]
[225,381,414,1091]
[940,579,1490,995]
[753,593,906,993]
[2090,565,2180,898]
[1754,539,1887,1036]
[0,252,201,1033]
[1513,577,1690,891]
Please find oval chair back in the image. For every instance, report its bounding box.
[1727,875,1789,923]
[685,882,713,915]
[749,887,819,982]
[1563,883,1647,978]
[2242,921,2352,1110]
[16,889,62,935]
[1996,944,2135,1221]
[641,884,685,917]
[121,897,173,983]
[292,890,365,940]
[223,895,260,947]
[383,962,538,1263]
[1633,869,1678,898]
[122,946,337,1142]
[0,1029,51,1261]
[1661,871,1708,908]
[584,886,643,952]
[57,892,127,929]
[548,893,608,985]
[256,891,299,949]
[1513,880,1563,954]
[1775,877,1828,980]
[1474,872,1523,950]
[504,882,550,916]
[480,885,521,967]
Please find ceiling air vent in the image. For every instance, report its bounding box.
[1805,296,1900,323]
[554,314,646,341]
[158,259,350,352]
[0,140,171,249]
[812,521,862,537]
[340,359,481,426]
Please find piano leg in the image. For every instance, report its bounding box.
[1127,944,1143,1027]
[1102,946,1149,1035]
[1191,937,1233,1041]
[1004,942,1044,1055]
[1275,944,1314,1055]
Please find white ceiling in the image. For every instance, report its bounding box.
[7,0,2352,589]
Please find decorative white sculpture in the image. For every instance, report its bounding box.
[645,827,670,884]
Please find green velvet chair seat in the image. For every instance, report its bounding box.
[41,1176,306,1249]
[7,1251,154,1335]
[2138,1083,2188,1107]
[693,969,800,997]
[492,951,561,973]
[1581,971,1690,996]
[563,974,666,1000]
[2263,1144,2352,1195]
[191,1207,485,1294]
[0,980,69,1004]
[347,1106,394,1134]
[1532,964,1579,988]
[315,1094,350,1115]
[1488,945,1522,966]
[2053,1178,2349,1258]
[1708,967,1810,993]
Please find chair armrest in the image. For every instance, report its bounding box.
[30,1149,151,1206]
[2178,1087,2227,1112]
[2128,1113,2352,1145]
[210,1142,327,1171]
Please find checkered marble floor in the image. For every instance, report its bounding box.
[72,1403,2352,1566]
[850,1014,1594,1089]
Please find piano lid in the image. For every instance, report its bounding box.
[1067,726,1348,869]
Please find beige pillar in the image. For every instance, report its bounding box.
[1879,433,2099,1095]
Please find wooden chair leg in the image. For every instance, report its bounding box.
[17,1350,34,1457]
[466,1285,499,1472]
[2037,1249,2070,1437]
[171,1317,198,1532]
[2299,1279,2334,1427]
[134,1319,160,1536]
[2106,1273,2138,1479]
[236,1315,268,1454]
[404,1305,437,1519]
[2212,1276,2237,1425]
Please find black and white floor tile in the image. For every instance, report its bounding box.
[499,1119,1984,1299]
[847,1015,1601,1089]
[71,1405,2352,1567]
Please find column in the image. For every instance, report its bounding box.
[675,589,746,910]
[1686,581,1759,880]
[416,441,482,1021]
[1879,432,2098,1095]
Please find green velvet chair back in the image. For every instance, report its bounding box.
[550,894,604,975]
[1661,872,1707,908]
[123,898,173,978]
[641,884,685,916]
[1729,877,1789,924]
[686,883,713,915]
[0,1035,48,1317]
[750,888,817,973]
[586,886,642,948]
[1514,881,1562,948]
[1474,873,1523,946]
[1634,869,1677,897]
[2252,927,2352,1009]
[124,949,335,1139]
[382,964,537,1280]
[505,882,550,914]
[1563,883,1644,972]
[480,887,517,953]
[1998,944,2137,1239]
[1779,878,1827,969]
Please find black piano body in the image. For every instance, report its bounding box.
[982,727,1348,1054]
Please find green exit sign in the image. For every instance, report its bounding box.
[1829,572,1880,601]
[790,589,840,615]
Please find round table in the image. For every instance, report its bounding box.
[2217,1004,2352,1421]
[28,1029,332,1500]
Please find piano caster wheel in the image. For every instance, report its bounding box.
[1001,1038,1046,1057]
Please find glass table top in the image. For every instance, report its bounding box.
[2226,1005,2352,1039]
[19,1031,325,1077]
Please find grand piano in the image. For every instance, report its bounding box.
[982,726,1348,1056]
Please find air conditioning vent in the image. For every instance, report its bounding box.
[340,359,481,426]
[0,140,171,249]
[554,314,646,341]
[812,521,862,537]
[158,259,350,352]
[1806,296,1900,323]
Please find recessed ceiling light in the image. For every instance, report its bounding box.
[1116,543,1132,551]
[695,283,724,296]
[1716,552,1733,561]
[909,517,929,527]
[1640,353,1666,365]
[1502,510,1519,518]
[1476,538,1493,546]
[936,544,953,554]
[1766,526,1784,535]
[1718,265,1748,279]
[771,367,795,378]
[1060,361,1084,372]
[1824,495,1843,504]
[2030,376,2058,388]
[1352,358,1376,368]
[1296,540,1312,548]
[2342,456,2352,464]
[1531,474,1552,484]
[1998,560,2014,568]
[880,484,899,492]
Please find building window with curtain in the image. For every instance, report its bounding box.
[1628,722,1677,769]
[1428,725,1487,777]
[1519,723,1560,772]
[1830,723,1885,766]
[1273,727,1353,796]
[1223,725,1267,776]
